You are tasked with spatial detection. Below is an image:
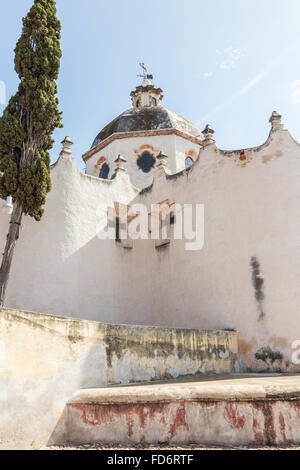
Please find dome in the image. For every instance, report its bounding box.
[90,79,203,150]
[91,106,203,149]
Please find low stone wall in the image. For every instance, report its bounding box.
[67,397,300,447]
[67,376,300,447]
[0,308,237,450]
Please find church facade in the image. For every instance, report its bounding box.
[0,79,299,373]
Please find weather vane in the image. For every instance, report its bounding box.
[137,63,153,81]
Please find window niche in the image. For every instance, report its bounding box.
[185,157,194,169]
[108,203,133,250]
[99,163,110,179]
[137,152,156,173]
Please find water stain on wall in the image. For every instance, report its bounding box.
[255,346,284,370]
[250,257,265,321]
[262,150,283,164]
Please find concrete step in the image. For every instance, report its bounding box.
[66,375,300,448]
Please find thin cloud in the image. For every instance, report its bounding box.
[219,47,244,71]
[197,42,300,127]
[203,72,213,78]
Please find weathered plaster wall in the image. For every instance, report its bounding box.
[125,129,300,372]
[68,396,300,447]
[0,308,237,449]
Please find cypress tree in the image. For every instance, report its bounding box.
[0,0,62,306]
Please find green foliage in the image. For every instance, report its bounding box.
[0,0,62,221]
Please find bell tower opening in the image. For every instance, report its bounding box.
[130,66,163,109]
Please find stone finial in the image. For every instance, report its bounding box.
[114,154,127,172]
[142,79,152,87]
[269,111,283,131]
[60,136,73,157]
[202,124,215,145]
[2,196,13,215]
[156,152,168,169]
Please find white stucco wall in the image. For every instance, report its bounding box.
[0,127,299,372]
[0,153,139,319]
[85,133,201,188]
[122,128,300,372]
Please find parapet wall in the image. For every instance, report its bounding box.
[0,308,237,449]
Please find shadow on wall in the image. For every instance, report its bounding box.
[46,340,108,446]
[8,227,297,375]
[0,310,108,449]
[70,237,299,374]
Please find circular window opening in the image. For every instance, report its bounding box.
[99,163,110,179]
[137,152,156,173]
[185,157,194,169]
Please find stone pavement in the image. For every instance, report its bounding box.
[45,443,300,451]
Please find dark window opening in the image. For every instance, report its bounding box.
[99,163,110,179]
[152,97,157,106]
[185,157,194,169]
[115,217,121,242]
[136,99,140,108]
[137,152,156,173]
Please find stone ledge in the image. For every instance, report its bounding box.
[70,374,300,404]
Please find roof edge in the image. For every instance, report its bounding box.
[82,129,204,162]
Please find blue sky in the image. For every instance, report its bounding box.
[1,0,300,170]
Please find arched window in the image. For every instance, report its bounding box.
[185,157,194,169]
[99,163,110,179]
[136,99,140,108]
[137,152,156,173]
[152,97,157,106]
